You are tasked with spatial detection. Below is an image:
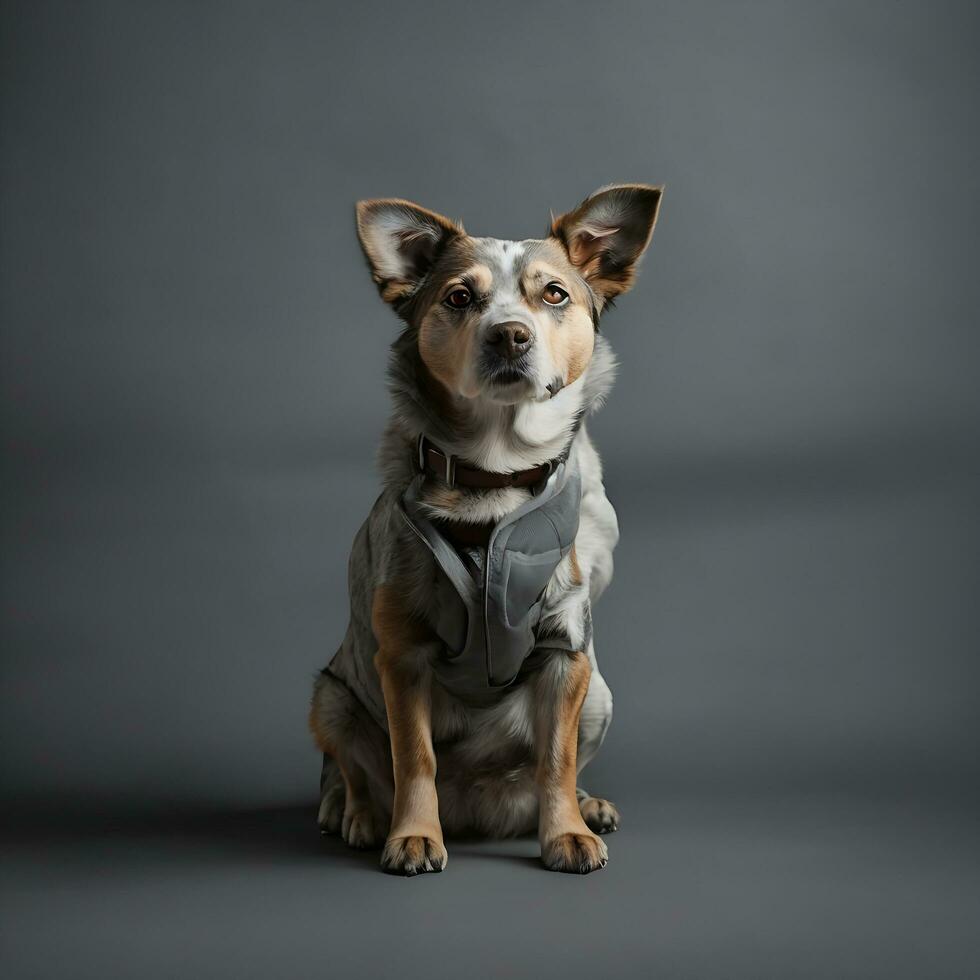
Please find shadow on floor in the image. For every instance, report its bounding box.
[2,800,386,870]
[1,799,550,872]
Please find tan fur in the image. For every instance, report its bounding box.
[372,584,448,874]
[546,303,595,387]
[569,544,583,587]
[523,254,596,387]
[521,252,593,307]
[418,304,481,397]
[307,702,332,755]
[456,264,494,296]
[535,652,608,872]
[421,484,464,511]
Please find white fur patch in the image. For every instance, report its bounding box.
[362,210,442,281]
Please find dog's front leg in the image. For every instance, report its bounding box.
[535,650,609,873]
[372,584,447,876]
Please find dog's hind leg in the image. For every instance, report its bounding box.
[337,755,385,849]
[317,756,345,834]
[575,661,620,835]
[310,670,391,850]
[316,754,384,847]
[315,756,385,849]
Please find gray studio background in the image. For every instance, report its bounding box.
[2,2,978,979]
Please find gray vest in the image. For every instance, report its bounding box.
[400,462,582,698]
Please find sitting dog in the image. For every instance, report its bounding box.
[310,183,663,875]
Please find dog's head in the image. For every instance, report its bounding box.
[356,185,662,405]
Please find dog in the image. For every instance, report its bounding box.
[309,183,663,875]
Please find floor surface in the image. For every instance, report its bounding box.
[3,790,978,979]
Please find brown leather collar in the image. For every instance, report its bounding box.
[416,434,556,490]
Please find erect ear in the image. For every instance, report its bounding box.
[355,198,463,305]
[550,184,663,302]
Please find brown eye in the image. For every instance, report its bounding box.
[543,283,569,306]
[445,287,472,309]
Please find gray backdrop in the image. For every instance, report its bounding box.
[2,2,978,979]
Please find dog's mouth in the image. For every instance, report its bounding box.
[480,355,535,389]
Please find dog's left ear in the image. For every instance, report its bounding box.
[356,199,463,305]
[550,184,663,301]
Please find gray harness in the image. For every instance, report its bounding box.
[400,461,582,698]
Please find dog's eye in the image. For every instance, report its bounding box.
[542,283,569,307]
[444,287,472,310]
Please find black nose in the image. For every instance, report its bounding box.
[485,321,533,360]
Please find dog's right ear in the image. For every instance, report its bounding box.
[550,184,663,303]
[355,199,463,305]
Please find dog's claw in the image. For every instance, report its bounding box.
[381,835,448,876]
[542,831,608,874]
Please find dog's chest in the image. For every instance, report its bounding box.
[431,672,538,763]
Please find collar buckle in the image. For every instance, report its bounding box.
[418,434,457,488]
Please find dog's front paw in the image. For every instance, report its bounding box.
[541,831,608,874]
[342,808,383,850]
[579,796,620,835]
[380,835,447,876]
